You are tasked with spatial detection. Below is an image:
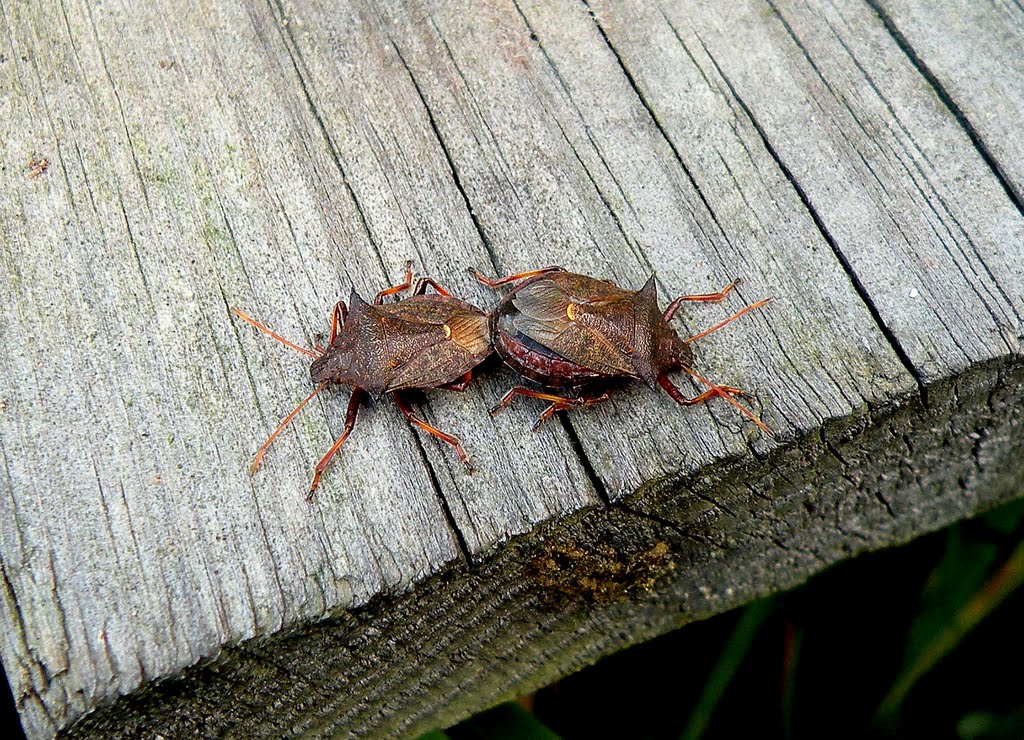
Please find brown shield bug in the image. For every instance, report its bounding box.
[233,263,491,497]
[470,266,772,433]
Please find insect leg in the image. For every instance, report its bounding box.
[468,265,564,288]
[489,386,611,428]
[308,388,365,499]
[660,371,773,435]
[251,382,330,474]
[531,391,612,431]
[438,371,473,392]
[489,386,571,415]
[412,277,452,297]
[662,279,741,322]
[657,376,744,405]
[374,260,415,304]
[328,300,349,344]
[392,394,473,471]
[683,299,772,344]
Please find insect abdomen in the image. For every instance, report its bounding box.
[494,325,608,388]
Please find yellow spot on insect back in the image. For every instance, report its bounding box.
[443,324,452,338]
[566,303,578,321]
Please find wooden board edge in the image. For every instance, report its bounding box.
[55,355,1024,739]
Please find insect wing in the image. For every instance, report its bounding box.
[513,278,572,322]
[510,278,634,376]
[446,309,491,357]
[383,299,490,390]
[546,271,623,301]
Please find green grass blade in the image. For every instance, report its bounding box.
[876,537,1024,723]
[679,598,774,740]
[448,702,562,740]
[957,706,1024,739]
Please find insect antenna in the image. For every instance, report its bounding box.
[250,381,330,473]
[679,366,774,435]
[683,299,771,344]
[231,308,323,358]
[468,265,563,288]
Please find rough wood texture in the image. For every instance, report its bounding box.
[0,0,1020,737]
[872,0,1024,202]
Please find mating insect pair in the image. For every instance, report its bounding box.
[233,263,770,498]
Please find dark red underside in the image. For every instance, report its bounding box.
[494,325,615,388]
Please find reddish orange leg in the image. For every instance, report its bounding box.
[374,260,414,304]
[684,299,771,344]
[413,277,451,297]
[308,388,365,499]
[439,371,473,392]
[657,375,744,406]
[490,386,611,430]
[392,393,473,472]
[251,382,330,474]
[532,392,612,431]
[490,387,574,415]
[328,300,349,344]
[661,371,773,436]
[663,279,741,322]
[469,265,564,288]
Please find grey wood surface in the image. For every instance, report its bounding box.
[874,0,1024,202]
[0,0,1020,737]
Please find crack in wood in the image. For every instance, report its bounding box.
[582,0,736,255]
[386,35,502,273]
[865,0,1024,211]
[690,30,928,405]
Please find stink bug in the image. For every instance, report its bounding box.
[470,266,771,433]
[234,263,491,497]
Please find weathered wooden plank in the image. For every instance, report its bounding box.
[587,0,1023,387]
[252,0,600,553]
[378,0,910,499]
[0,0,1021,737]
[872,0,1024,203]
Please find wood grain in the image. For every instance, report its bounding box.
[382,0,911,499]
[588,0,1023,384]
[872,0,1024,203]
[0,0,1020,736]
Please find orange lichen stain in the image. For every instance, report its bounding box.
[527,539,673,608]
